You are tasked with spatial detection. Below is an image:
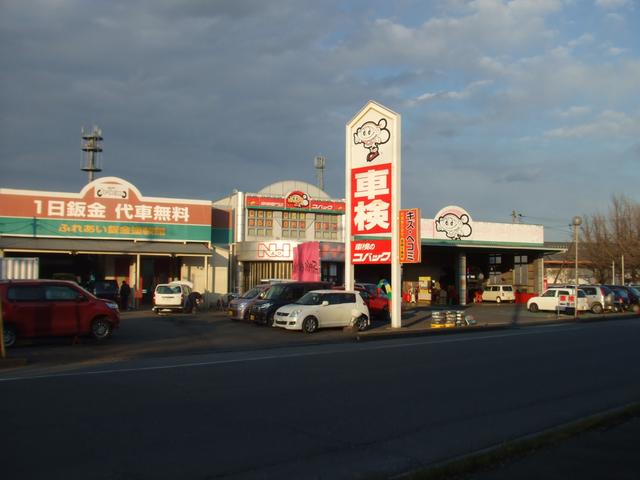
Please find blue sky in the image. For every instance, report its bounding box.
[1,0,638,240]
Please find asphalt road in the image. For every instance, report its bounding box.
[2,316,639,479]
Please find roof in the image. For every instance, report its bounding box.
[0,237,215,256]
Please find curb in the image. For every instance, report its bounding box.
[394,401,640,480]
[356,324,508,341]
[0,357,29,369]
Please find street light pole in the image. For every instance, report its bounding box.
[573,216,582,320]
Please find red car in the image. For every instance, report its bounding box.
[355,283,390,321]
[1,279,120,348]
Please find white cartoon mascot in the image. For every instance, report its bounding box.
[354,118,391,162]
[435,213,472,240]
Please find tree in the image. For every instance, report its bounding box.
[581,195,640,283]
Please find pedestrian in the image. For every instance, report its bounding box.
[119,280,131,311]
[410,286,417,304]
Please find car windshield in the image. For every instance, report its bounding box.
[241,287,263,299]
[263,284,288,300]
[157,285,180,294]
[295,292,324,305]
[628,286,640,297]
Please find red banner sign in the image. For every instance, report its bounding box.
[351,239,392,264]
[292,242,321,281]
[350,164,392,236]
[399,208,421,263]
[245,195,344,212]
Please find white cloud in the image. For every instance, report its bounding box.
[608,47,629,56]
[545,110,640,139]
[568,34,595,48]
[595,0,631,9]
[556,106,592,117]
[407,80,492,106]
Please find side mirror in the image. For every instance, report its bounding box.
[321,300,329,306]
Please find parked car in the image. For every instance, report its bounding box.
[578,285,615,314]
[227,284,270,320]
[85,279,120,303]
[1,279,120,348]
[355,282,390,320]
[618,285,640,312]
[605,285,631,312]
[152,281,194,314]
[248,281,330,326]
[481,285,515,303]
[527,288,588,313]
[273,290,370,333]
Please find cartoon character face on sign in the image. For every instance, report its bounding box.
[354,118,391,162]
[286,191,309,208]
[435,213,472,240]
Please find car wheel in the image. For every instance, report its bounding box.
[91,317,112,341]
[528,303,539,313]
[591,303,603,314]
[496,297,502,304]
[302,316,318,334]
[265,312,275,327]
[3,325,16,348]
[355,315,368,331]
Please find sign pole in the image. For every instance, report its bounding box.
[346,100,402,328]
[390,114,401,328]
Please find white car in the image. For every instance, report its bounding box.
[273,290,370,333]
[481,285,515,303]
[527,288,589,313]
[152,280,193,313]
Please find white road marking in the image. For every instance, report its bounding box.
[0,320,636,383]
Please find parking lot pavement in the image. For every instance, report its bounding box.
[359,302,640,339]
[2,303,637,374]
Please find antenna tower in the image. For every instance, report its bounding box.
[81,126,103,183]
[314,155,326,191]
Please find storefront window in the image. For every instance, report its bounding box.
[282,211,307,239]
[315,214,338,240]
[514,255,528,286]
[247,209,272,237]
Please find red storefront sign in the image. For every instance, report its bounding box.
[245,195,345,212]
[350,164,392,236]
[399,208,421,263]
[351,239,392,264]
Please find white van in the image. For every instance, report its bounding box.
[152,280,193,313]
[481,285,515,303]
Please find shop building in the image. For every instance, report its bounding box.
[1,176,562,307]
[213,181,346,293]
[215,183,561,303]
[0,177,229,305]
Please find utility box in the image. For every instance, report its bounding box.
[0,257,40,280]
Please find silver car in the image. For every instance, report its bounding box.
[227,285,270,320]
[578,285,615,314]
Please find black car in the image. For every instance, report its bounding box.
[86,280,120,303]
[248,281,330,326]
[616,285,640,312]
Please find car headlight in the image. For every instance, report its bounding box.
[289,309,302,318]
[259,302,272,310]
[106,301,119,310]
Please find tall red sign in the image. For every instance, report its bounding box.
[399,208,421,263]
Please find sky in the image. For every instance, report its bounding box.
[1,0,639,241]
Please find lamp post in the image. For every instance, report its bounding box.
[572,216,582,319]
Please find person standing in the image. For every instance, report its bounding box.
[119,280,131,311]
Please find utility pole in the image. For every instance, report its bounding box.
[572,216,582,320]
[612,260,615,284]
